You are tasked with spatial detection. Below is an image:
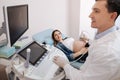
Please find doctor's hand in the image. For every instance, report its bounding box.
[53,56,70,68]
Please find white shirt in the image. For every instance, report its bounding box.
[62,37,74,51]
[63,27,120,80]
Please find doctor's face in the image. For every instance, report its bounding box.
[89,1,115,33]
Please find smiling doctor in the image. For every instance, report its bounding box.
[53,0,120,80]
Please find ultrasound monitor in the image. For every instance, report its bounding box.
[18,41,47,65]
[3,4,28,47]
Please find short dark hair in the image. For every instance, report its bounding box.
[96,0,120,18]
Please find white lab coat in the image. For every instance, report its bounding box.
[63,29,120,80]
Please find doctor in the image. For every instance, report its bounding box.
[53,0,120,80]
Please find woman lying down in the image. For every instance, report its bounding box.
[52,29,89,69]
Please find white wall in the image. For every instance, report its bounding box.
[28,0,69,36]
[0,0,69,38]
[0,0,86,41]
[1,0,119,41]
[80,0,96,40]
[68,0,80,39]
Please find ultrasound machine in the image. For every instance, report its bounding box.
[12,41,68,80]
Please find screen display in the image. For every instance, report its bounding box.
[18,41,47,65]
[7,5,28,46]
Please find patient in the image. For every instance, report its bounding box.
[52,29,89,62]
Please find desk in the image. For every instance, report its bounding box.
[11,46,68,80]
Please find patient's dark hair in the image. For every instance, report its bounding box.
[96,0,120,19]
[52,29,62,46]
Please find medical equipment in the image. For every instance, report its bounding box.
[24,48,31,68]
[0,22,7,47]
[17,41,47,66]
[12,41,68,80]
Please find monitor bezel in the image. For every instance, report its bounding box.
[3,4,29,47]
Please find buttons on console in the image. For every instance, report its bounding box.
[35,52,48,66]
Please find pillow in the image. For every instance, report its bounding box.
[32,29,54,45]
[44,36,53,46]
[32,28,67,46]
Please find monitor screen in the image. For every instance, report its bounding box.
[18,41,47,65]
[3,4,28,47]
